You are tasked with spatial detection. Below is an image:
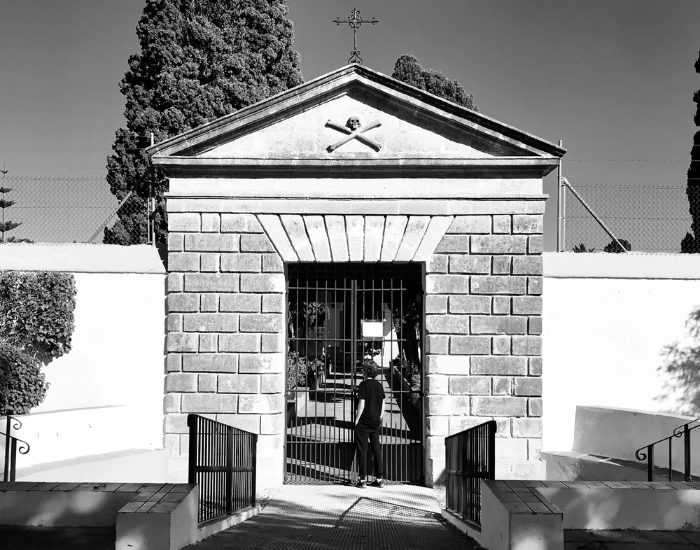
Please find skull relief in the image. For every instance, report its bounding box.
[346,116,362,131]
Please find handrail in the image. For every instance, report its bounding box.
[2,415,31,482]
[445,420,496,526]
[634,417,700,482]
[187,414,257,524]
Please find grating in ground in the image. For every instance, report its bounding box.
[188,484,482,550]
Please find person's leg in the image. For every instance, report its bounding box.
[369,431,383,480]
[355,429,369,484]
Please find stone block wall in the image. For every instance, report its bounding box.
[163,206,545,486]
[165,212,286,486]
[424,213,544,482]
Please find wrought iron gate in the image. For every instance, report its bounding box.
[285,263,424,484]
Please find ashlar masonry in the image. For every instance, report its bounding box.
[149,64,565,488]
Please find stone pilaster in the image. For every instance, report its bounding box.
[165,211,285,486]
[424,212,544,483]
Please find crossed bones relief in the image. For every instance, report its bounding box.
[325,116,382,152]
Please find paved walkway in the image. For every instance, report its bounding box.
[188,484,476,550]
[564,529,700,550]
[6,486,700,549]
[0,525,115,550]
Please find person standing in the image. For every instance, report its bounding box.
[354,358,385,488]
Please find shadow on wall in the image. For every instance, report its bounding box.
[657,306,700,416]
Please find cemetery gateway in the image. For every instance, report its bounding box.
[150,64,564,488]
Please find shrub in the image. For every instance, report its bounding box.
[0,271,76,360]
[287,352,308,392]
[603,239,632,253]
[0,341,48,415]
[572,243,595,253]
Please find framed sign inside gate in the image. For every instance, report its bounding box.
[361,320,383,339]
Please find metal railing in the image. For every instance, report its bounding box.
[2,415,30,482]
[445,420,496,526]
[187,414,257,524]
[635,418,700,482]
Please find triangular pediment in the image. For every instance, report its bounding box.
[149,64,564,177]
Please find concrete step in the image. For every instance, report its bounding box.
[542,450,689,482]
[15,448,169,483]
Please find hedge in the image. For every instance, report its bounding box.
[0,341,48,415]
[0,271,77,360]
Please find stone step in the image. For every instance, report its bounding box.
[542,450,690,482]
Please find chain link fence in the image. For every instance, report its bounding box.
[0,176,695,252]
[0,176,148,245]
[561,183,693,253]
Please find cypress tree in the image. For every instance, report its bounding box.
[105,0,304,244]
[681,51,700,253]
[0,168,22,243]
[391,54,477,112]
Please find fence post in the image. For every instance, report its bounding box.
[557,140,563,252]
[4,415,10,482]
[560,177,628,253]
[187,414,197,484]
[252,434,258,507]
[9,438,17,482]
[685,425,693,482]
[488,420,496,480]
[226,427,233,515]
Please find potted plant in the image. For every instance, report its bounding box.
[286,352,308,427]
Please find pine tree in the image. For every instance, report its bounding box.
[0,167,22,243]
[391,54,477,112]
[105,0,304,244]
[681,51,700,253]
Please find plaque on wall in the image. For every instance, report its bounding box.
[361,320,384,339]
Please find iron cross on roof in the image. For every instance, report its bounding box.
[333,8,378,65]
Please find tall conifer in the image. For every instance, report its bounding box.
[106,0,303,244]
[391,55,477,112]
[681,51,700,253]
[0,167,21,243]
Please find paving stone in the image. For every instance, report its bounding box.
[188,484,471,550]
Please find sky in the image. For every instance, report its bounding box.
[0,0,698,249]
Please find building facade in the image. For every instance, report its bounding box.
[150,65,564,487]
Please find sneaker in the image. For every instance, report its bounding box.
[355,479,367,489]
[369,479,385,488]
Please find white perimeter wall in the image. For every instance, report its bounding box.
[542,252,700,454]
[0,245,166,466]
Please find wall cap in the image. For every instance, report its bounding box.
[0,244,165,274]
[544,252,700,280]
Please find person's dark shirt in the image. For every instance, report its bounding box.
[357,378,385,432]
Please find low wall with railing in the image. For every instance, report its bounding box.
[0,244,166,479]
[0,480,258,550]
[572,406,700,475]
[542,252,700,454]
[445,480,700,550]
[187,414,257,524]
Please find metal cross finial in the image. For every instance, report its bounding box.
[333,7,378,65]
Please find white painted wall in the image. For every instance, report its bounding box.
[542,252,700,454]
[0,245,166,471]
